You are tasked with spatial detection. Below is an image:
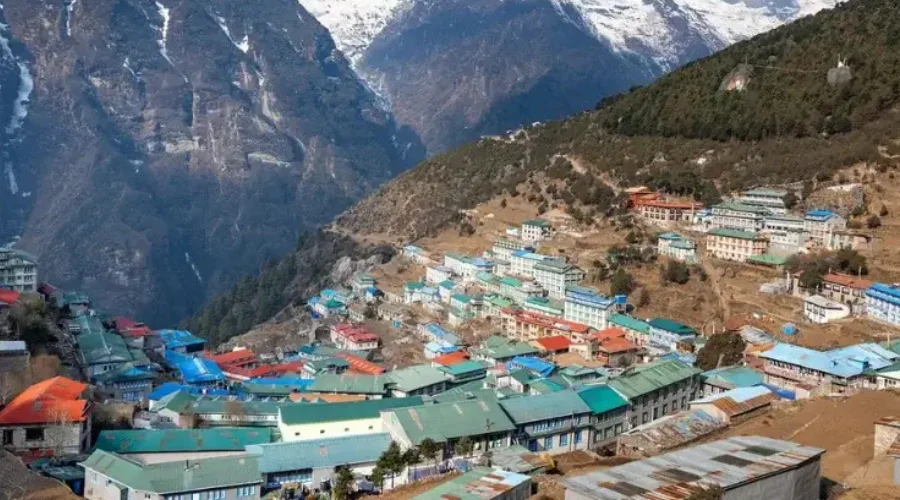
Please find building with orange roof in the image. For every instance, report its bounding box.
[822,273,873,307]
[0,377,91,459]
[335,352,386,376]
[500,308,593,343]
[595,336,641,368]
[330,323,380,351]
[531,335,571,354]
[430,351,470,367]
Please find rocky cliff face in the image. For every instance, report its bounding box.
[0,0,416,323]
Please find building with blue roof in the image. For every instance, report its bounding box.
[247,433,393,490]
[564,286,615,330]
[165,350,226,386]
[418,323,461,346]
[647,318,697,351]
[424,340,460,359]
[804,209,847,246]
[867,282,900,326]
[507,356,555,378]
[760,342,898,394]
[701,365,765,395]
[157,329,206,354]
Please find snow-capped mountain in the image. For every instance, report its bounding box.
[297,0,839,154]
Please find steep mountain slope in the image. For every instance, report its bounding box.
[0,0,416,324]
[299,0,839,154]
[186,0,900,344]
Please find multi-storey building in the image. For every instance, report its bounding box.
[803,295,851,324]
[647,318,697,351]
[760,342,897,394]
[656,233,698,263]
[709,202,771,232]
[827,229,872,252]
[0,247,37,292]
[491,238,534,262]
[401,244,432,265]
[761,214,808,253]
[822,274,872,307]
[532,260,585,300]
[804,209,847,246]
[500,308,593,342]
[867,283,900,326]
[576,385,629,450]
[501,391,594,455]
[608,359,701,429]
[737,187,789,214]
[523,296,564,317]
[564,286,614,330]
[425,265,454,284]
[521,219,552,242]
[637,201,702,226]
[509,250,557,277]
[706,228,768,262]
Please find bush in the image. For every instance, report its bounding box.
[696,333,746,371]
[610,268,635,296]
[867,214,882,228]
[663,260,691,285]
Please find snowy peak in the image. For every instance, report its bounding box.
[296,0,413,64]
[554,0,840,69]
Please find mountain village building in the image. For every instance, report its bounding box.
[709,202,771,232]
[532,260,585,300]
[706,228,768,262]
[563,286,614,330]
[867,282,900,326]
[737,187,789,214]
[521,219,551,242]
[0,247,38,292]
[804,209,847,246]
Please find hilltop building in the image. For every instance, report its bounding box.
[867,283,900,326]
[0,247,37,292]
[706,228,768,262]
[738,187,789,214]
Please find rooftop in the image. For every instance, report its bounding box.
[414,467,531,500]
[701,365,765,389]
[95,428,272,454]
[388,364,450,392]
[472,335,539,360]
[279,397,424,425]
[747,254,789,267]
[712,202,772,215]
[156,329,206,349]
[522,219,551,228]
[648,318,697,336]
[533,335,571,352]
[562,436,824,499]
[248,433,392,473]
[166,351,225,384]
[0,377,88,425]
[823,273,873,290]
[691,386,778,417]
[761,342,898,378]
[80,450,261,494]
[608,314,651,334]
[388,399,516,445]
[577,385,628,415]
[708,228,765,240]
[609,359,700,399]
[500,390,591,424]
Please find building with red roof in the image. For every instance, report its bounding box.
[0,377,91,459]
[531,335,572,354]
[205,349,258,370]
[0,289,21,306]
[330,323,379,351]
[500,308,593,342]
[822,273,873,307]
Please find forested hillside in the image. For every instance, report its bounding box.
[186,0,900,344]
[595,0,900,139]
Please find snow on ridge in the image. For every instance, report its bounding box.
[0,20,34,135]
[65,0,78,37]
[155,1,173,65]
[297,0,414,65]
[4,164,18,195]
[214,14,250,54]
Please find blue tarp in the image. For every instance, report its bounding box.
[165,350,225,384]
[157,329,206,351]
[507,356,555,378]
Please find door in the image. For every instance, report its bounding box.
[2,430,12,446]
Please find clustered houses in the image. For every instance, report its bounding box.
[656,233,698,263]
[760,343,898,395]
[330,323,379,351]
[0,246,38,292]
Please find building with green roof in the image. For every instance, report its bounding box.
[747,253,789,268]
[308,373,390,396]
[577,385,629,449]
[76,330,136,379]
[523,296,564,317]
[278,397,424,442]
[95,428,272,455]
[609,359,701,429]
[608,314,651,345]
[500,391,593,454]
[470,335,539,364]
[80,450,263,498]
[707,228,769,263]
[436,360,488,385]
[648,318,697,350]
[387,364,450,397]
[384,399,515,452]
[413,467,531,500]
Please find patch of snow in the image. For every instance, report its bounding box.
[0,21,34,134]
[4,164,18,195]
[297,0,414,66]
[185,252,203,283]
[65,0,78,37]
[155,1,174,66]
[213,14,250,53]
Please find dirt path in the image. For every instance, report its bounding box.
[700,258,731,320]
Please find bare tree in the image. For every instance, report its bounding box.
[0,372,27,405]
[43,406,77,457]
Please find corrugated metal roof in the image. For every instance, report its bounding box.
[609,359,700,400]
[95,428,271,453]
[414,466,531,500]
[247,433,391,473]
[388,364,449,392]
[389,399,515,445]
[578,385,628,415]
[760,342,898,378]
[500,390,591,424]
[701,366,765,389]
[562,436,825,499]
[279,397,424,425]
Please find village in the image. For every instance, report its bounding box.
[2,175,900,500]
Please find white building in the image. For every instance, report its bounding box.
[401,244,432,265]
[804,210,847,246]
[738,188,789,214]
[521,219,551,242]
[492,238,532,262]
[803,295,851,324]
[564,286,614,330]
[867,283,900,327]
[709,202,771,232]
[0,247,38,292]
[425,265,454,284]
[656,233,698,263]
[509,250,557,277]
[277,398,423,442]
[532,260,585,300]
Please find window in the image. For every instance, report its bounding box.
[236,486,256,497]
[543,437,553,449]
[295,432,300,437]
[320,430,325,434]
[25,428,44,441]
[559,434,569,447]
[574,430,582,444]
[642,412,648,424]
